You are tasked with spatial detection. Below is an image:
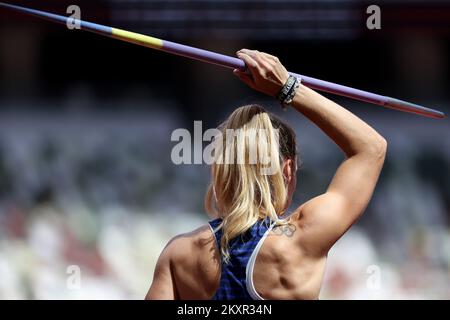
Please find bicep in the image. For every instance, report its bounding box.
[298,151,385,254]
[146,249,177,300]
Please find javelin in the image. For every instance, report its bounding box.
[0,2,445,119]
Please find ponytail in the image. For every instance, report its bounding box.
[205,104,297,262]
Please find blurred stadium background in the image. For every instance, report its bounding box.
[0,0,449,299]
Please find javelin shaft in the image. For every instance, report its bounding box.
[0,2,445,119]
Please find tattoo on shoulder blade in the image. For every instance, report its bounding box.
[272,223,297,237]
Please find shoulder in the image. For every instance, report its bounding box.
[149,223,218,299]
[288,193,348,256]
[163,224,215,263]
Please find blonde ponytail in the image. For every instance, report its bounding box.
[205,104,297,262]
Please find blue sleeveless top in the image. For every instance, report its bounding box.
[208,217,275,300]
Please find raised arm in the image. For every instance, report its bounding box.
[234,49,387,255]
[289,84,386,255]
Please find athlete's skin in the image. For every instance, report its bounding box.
[146,49,387,300]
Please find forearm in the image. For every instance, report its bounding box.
[291,85,386,157]
[233,48,386,157]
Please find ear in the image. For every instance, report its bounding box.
[283,158,295,183]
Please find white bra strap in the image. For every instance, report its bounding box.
[245,222,275,300]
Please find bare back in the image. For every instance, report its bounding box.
[160,212,327,300]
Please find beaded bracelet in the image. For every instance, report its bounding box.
[277,75,301,109]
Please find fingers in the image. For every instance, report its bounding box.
[239,49,270,68]
[237,49,270,80]
[239,49,278,66]
[261,52,279,63]
[237,50,258,75]
[234,49,287,96]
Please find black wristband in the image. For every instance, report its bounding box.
[283,80,300,106]
[277,75,296,103]
[277,75,301,109]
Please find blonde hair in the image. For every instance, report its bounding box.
[205,104,297,262]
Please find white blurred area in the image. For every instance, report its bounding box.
[0,111,449,299]
[0,205,204,299]
[323,227,450,299]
